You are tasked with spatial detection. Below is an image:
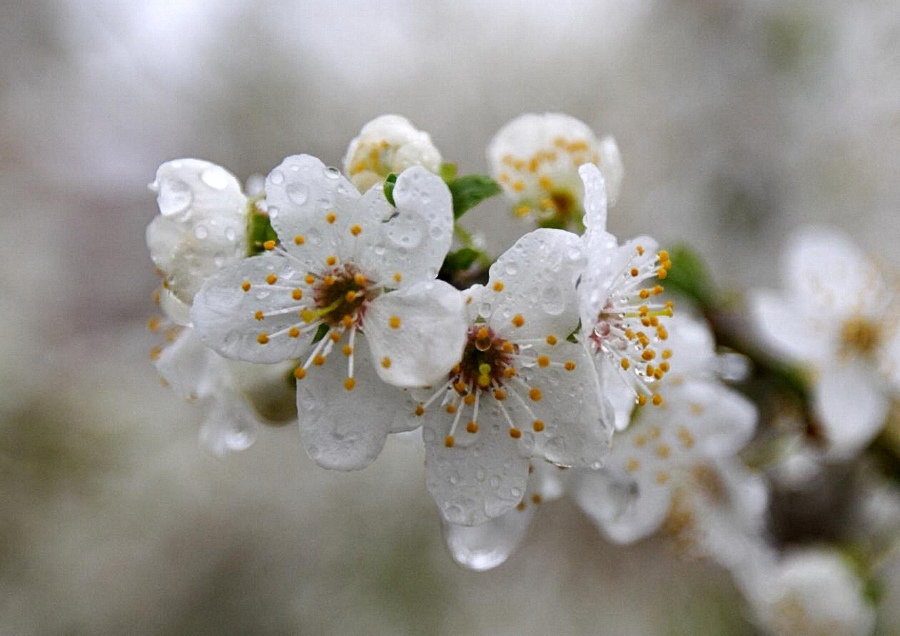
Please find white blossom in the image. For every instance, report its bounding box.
[751,226,900,457]
[190,154,467,470]
[404,229,613,526]
[147,159,249,317]
[343,115,442,193]
[487,113,623,227]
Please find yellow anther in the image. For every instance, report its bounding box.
[509,427,522,439]
[266,273,278,285]
[381,357,391,368]
[493,281,505,292]
[393,272,402,283]
[657,267,668,280]
[305,274,315,285]
[514,204,531,217]
[257,332,269,344]
[494,389,507,401]
[389,315,401,329]
[353,273,367,286]
[292,288,303,301]
[241,281,252,292]
[294,235,305,245]
[446,404,457,414]
[626,458,640,473]
[466,421,479,434]
[288,327,300,338]
[658,250,670,262]
[476,326,490,340]
[639,289,650,300]
[149,346,162,361]
[501,342,514,354]
[454,381,467,394]
[463,394,476,406]
[630,267,640,277]
[512,180,525,192]
[445,435,455,448]
[326,255,337,266]
[531,493,543,505]
[350,224,362,236]
[313,354,325,366]
[503,367,517,378]
[147,317,161,332]
[653,285,664,295]
[662,349,673,359]
[624,329,635,340]
[655,443,671,459]
[344,377,356,391]
[634,434,648,447]
[342,344,353,356]
[532,420,545,432]
[677,427,695,449]
[564,360,576,371]
[546,335,558,346]
[323,275,336,286]
[621,358,631,370]
[516,501,527,511]
[659,361,670,372]
[414,404,425,416]
[263,240,276,251]
[254,310,265,321]
[478,363,492,376]
[512,314,525,328]
[326,212,337,224]
[655,471,670,485]
[538,175,554,190]
[477,375,491,388]
[294,367,307,380]
[345,291,357,303]
[529,388,542,402]
[637,395,648,406]
[636,245,645,256]
[652,394,663,406]
[537,355,550,368]
[641,349,656,361]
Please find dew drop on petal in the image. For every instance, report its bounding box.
[540,286,565,315]
[200,166,229,190]
[225,227,236,241]
[225,426,255,451]
[489,475,501,489]
[287,182,309,205]
[511,487,523,499]
[308,228,322,245]
[194,225,208,239]
[323,167,341,180]
[269,169,285,185]
[158,178,192,216]
[268,205,279,219]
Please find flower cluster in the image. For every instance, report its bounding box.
[144,113,898,635]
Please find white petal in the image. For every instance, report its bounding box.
[815,364,888,458]
[442,505,534,571]
[357,166,454,287]
[190,252,313,363]
[484,228,584,341]
[424,411,530,526]
[528,342,613,467]
[579,163,608,233]
[265,154,373,270]
[155,328,217,400]
[750,290,833,365]
[784,226,877,317]
[364,281,467,387]
[571,468,671,543]
[150,158,245,220]
[668,380,758,459]
[296,336,405,470]
[658,312,717,379]
[198,394,258,457]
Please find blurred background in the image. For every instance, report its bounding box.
[3,0,900,633]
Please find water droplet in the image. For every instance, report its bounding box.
[255,291,270,300]
[478,302,492,317]
[194,224,208,239]
[323,167,340,180]
[373,245,386,256]
[489,475,501,489]
[510,488,522,499]
[225,227,236,241]
[504,262,518,276]
[158,178,192,216]
[308,228,322,245]
[287,182,309,205]
[225,426,255,451]
[540,286,565,315]
[200,166,229,190]
[269,170,285,185]
[268,205,279,219]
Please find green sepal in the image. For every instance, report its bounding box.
[311,323,330,345]
[566,320,582,344]
[443,247,480,272]
[439,162,458,182]
[447,175,502,220]
[246,200,278,257]
[383,173,398,206]
[662,244,717,309]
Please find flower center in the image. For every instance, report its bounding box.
[840,317,881,357]
[305,263,376,328]
[453,324,517,392]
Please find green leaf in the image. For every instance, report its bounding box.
[383,173,398,206]
[246,202,278,256]
[311,323,330,345]
[443,247,480,272]
[662,244,717,309]
[447,175,502,219]
[439,162,458,182]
